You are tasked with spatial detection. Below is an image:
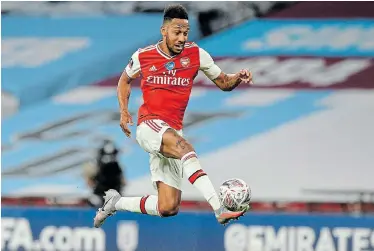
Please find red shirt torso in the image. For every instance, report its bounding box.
[137,42,200,130]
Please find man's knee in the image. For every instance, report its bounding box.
[156,181,181,217]
[158,202,180,217]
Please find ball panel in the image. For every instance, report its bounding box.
[219,178,251,211]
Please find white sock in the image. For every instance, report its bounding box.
[115,195,160,216]
[181,152,221,211]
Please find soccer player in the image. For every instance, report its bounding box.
[94,4,253,227]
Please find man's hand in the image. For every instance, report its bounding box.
[120,110,134,138]
[237,69,253,85]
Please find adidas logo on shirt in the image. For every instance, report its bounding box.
[149,65,157,72]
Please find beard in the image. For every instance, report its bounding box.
[166,36,184,55]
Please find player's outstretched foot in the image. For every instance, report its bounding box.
[215,204,251,225]
[93,189,121,228]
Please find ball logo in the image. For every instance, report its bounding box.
[165,61,175,71]
[180,57,190,68]
[223,192,235,209]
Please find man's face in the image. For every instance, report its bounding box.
[163,18,189,55]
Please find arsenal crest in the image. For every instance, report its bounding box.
[180,57,190,68]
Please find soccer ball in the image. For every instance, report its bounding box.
[219,178,251,212]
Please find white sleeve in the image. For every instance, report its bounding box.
[199,47,221,80]
[125,50,141,79]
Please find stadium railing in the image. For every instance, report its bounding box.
[3,195,374,215]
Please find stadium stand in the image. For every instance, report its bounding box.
[2,1,374,211]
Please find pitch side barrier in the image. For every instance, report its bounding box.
[2,207,374,251]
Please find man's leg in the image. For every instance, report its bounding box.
[94,179,181,227]
[94,120,184,228]
[110,154,182,216]
[107,181,180,216]
[155,181,181,216]
[160,129,221,211]
[93,189,157,228]
[160,128,246,224]
[114,194,160,216]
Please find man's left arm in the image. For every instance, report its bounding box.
[213,70,253,92]
[199,47,253,92]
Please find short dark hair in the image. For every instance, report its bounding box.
[163,4,188,22]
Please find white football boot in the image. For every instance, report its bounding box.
[215,204,251,225]
[93,189,121,228]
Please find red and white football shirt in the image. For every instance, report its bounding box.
[125,41,221,130]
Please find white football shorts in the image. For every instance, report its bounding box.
[136,119,183,190]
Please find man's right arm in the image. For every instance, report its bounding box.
[118,51,141,137]
[117,71,132,114]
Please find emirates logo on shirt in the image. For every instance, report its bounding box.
[146,75,190,86]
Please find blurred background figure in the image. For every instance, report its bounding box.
[84,139,127,207]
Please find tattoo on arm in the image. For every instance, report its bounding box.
[214,73,241,91]
[223,73,241,91]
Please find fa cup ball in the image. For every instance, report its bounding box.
[219,178,251,211]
